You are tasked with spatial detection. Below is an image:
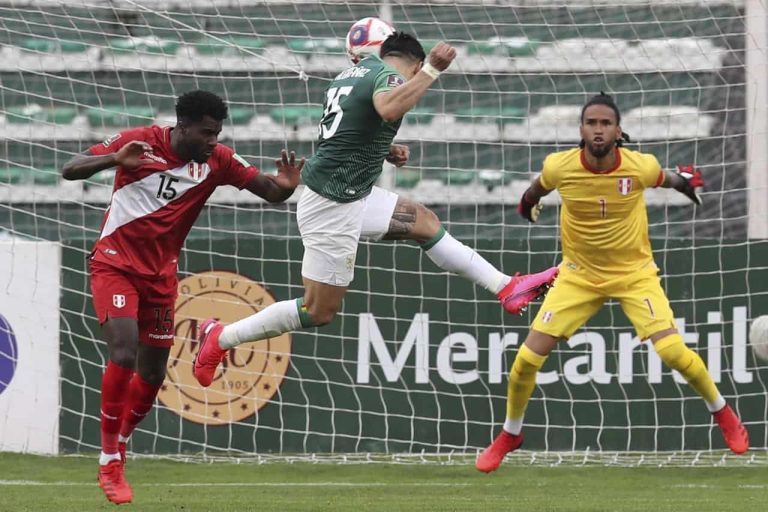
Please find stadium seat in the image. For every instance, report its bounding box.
[286,38,344,54]
[393,168,421,189]
[228,107,256,125]
[440,169,475,186]
[454,106,525,126]
[31,167,59,186]
[5,104,78,124]
[107,37,180,55]
[195,37,265,56]
[269,106,322,127]
[0,167,26,185]
[467,37,538,58]
[86,105,157,128]
[20,38,87,53]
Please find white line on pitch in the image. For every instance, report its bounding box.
[0,480,471,487]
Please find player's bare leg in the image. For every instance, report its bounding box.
[477,330,558,473]
[99,317,137,503]
[194,277,347,387]
[650,328,748,454]
[385,198,558,314]
[119,344,168,463]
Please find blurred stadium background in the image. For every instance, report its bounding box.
[1,0,767,469]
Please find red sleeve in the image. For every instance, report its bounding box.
[214,145,259,189]
[654,169,665,188]
[88,127,148,156]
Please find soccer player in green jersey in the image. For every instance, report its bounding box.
[193,32,559,387]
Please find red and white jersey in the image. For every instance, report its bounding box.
[89,125,258,278]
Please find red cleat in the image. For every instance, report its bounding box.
[193,319,226,387]
[497,267,559,315]
[98,459,132,504]
[118,441,126,464]
[476,430,524,473]
[713,404,749,454]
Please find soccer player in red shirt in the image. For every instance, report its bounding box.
[61,90,304,504]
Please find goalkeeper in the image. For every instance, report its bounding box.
[476,92,749,473]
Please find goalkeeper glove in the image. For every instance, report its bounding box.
[674,164,704,205]
[517,189,542,222]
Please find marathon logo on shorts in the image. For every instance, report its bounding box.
[617,177,633,195]
[387,75,405,88]
[112,294,126,309]
[188,162,210,182]
[542,311,554,323]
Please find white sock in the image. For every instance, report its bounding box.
[706,394,727,413]
[99,452,122,465]
[118,434,129,443]
[219,299,303,349]
[424,231,509,294]
[503,417,524,436]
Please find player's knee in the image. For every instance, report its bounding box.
[307,304,338,326]
[139,367,166,386]
[109,345,137,369]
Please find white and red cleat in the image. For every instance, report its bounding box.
[713,404,749,454]
[476,430,524,473]
[193,319,226,387]
[98,459,132,504]
[497,267,559,315]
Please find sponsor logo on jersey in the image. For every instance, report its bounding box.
[617,177,633,195]
[0,313,18,396]
[335,66,371,80]
[102,133,121,147]
[387,74,405,88]
[187,162,210,182]
[157,271,291,425]
[112,294,126,308]
[542,311,554,323]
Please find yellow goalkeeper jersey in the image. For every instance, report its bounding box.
[539,147,665,278]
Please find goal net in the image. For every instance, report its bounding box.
[1,0,766,464]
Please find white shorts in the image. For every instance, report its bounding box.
[296,185,399,286]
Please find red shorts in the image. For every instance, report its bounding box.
[90,260,178,347]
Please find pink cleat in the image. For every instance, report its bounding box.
[497,266,559,315]
[713,404,749,454]
[476,430,524,473]
[193,319,226,387]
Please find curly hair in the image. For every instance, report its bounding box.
[175,90,228,122]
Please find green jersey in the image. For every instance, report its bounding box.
[301,55,405,202]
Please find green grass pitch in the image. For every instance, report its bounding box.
[0,453,766,511]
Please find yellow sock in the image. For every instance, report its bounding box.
[505,344,547,432]
[654,333,724,411]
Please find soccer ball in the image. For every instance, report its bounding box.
[346,17,395,64]
[748,315,768,361]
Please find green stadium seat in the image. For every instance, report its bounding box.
[20,38,87,53]
[195,37,265,56]
[31,167,59,186]
[86,105,157,127]
[228,107,256,125]
[269,106,322,126]
[394,169,421,189]
[467,37,539,58]
[0,167,26,185]
[5,105,78,124]
[454,106,525,125]
[406,107,436,125]
[286,38,345,54]
[440,169,475,186]
[107,37,180,55]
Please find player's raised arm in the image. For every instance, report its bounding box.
[659,164,704,205]
[373,36,455,123]
[517,175,553,223]
[243,149,304,203]
[62,140,154,181]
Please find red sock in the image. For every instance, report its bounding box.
[119,373,162,439]
[100,361,134,455]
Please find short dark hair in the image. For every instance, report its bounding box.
[579,92,631,147]
[380,31,426,63]
[175,90,228,123]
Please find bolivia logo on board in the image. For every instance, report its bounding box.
[157,271,291,425]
